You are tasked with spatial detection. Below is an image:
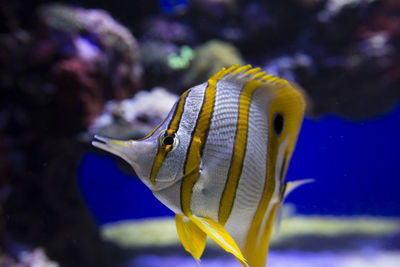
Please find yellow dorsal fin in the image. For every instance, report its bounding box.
[175,214,207,262]
[208,64,297,95]
[207,64,241,83]
[189,215,248,267]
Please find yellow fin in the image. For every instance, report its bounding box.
[175,214,207,262]
[189,215,248,267]
[208,64,296,94]
[232,64,252,74]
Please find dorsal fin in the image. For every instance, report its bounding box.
[207,64,306,115]
[207,65,306,131]
[208,64,300,92]
[281,179,314,201]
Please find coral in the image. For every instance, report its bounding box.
[18,248,59,267]
[0,3,144,267]
[91,87,178,139]
[263,53,314,83]
[293,0,400,118]
[37,3,143,102]
[38,4,140,62]
[247,0,400,118]
[181,40,244,87]
[168,45,194,70]
[317,0,378,22]
[0,248,59,267]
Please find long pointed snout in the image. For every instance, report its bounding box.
[92,135,136,164]
[92,134,157,187]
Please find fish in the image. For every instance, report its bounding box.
[92,64,309,267]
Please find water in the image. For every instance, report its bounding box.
[2,1,400,266]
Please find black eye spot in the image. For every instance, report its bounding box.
[163,136,175,146]
[273,113,284,135]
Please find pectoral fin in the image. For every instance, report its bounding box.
[175,214,207,262]
[189,215,248,267]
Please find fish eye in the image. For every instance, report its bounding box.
[273,113,284,136]
[163,136,174,146]
[160,131,179,150]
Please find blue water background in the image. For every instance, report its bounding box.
[79,104,400,225]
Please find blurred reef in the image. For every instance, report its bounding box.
[1,0,400,266]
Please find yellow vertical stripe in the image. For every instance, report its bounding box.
[169,89,191,131]
[180,81,216,215]
[243,122,277,267]
[149,89,190,186]
[244,81,305,267]
[180,66,238,215]
[218,79,263,225]
[138,118,164,141]
[255,204,278,267]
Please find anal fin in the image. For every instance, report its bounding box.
[175,214,207,262]
[189,215,248,267]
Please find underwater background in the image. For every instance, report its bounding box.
[0,0,399,266]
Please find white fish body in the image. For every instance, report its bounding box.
[93,65,307,267]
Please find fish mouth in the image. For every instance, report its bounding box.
[92,135,133,164]
[92,134,108,148]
